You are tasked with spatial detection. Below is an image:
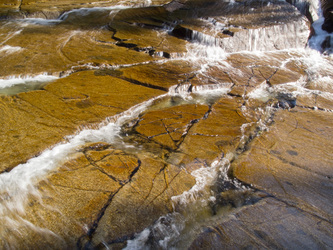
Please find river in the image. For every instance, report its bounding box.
[0,0,332,249]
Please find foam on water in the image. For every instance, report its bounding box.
[0,45,22,54]
[124,152,250,249]
[0,74,58,89]
[308,17,333,54]
[124,158,228,250]
[0,30,22,45]
[0,94,175,240]
[17,18,62,26]
[168,82,232,103]
[186,33,227,61]
[58,5,130,21]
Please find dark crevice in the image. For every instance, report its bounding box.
[107,23,171,59]
[270,152,332,179]
[77,188,123,249]
[258,68,279,87]
[121,76,168,92]
[266,194,333,225]
[228,92,242,98]
[128,159,142,180]
[91,162,120,183]
[77,159,142,249]
[296,104,333,112]
[145,167,182,207]
[141,164,167,205]
[174,105,212,150]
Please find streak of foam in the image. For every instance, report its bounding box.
[1,92,164,206]
[0,74,58,89]
[0,45,22,55]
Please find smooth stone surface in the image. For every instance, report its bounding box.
[190,197,333,249]
[0,71,164,172]
[231,108,333,221]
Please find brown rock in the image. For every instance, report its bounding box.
[0,24,154,77]
[178,97,250,166]
[231,108,333,220]
[0,71,164,172]
[135,104,209,150]
[190,197,333,249]
[88,155,196,248]
[120,60,199,90]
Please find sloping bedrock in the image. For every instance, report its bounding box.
[134,103,210,150]
[87,154,196,249]
[118,60,201,91]
[231,108,333,221]
[175,97,253,167]
[2,150,122,249]
[223,51,306,89]
[106,7,188,56]
[0,0,173,18]
[190,197,333,249]
[0,24,155,77]
[0,71,164,173]
[170,0,310,52]
[190,109,333,249]
[3,141,195,248]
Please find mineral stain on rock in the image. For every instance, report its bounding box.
[287,150,298,156]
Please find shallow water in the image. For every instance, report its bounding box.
[0,0,332,248]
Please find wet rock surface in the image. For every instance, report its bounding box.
[0,0,332,249]
[321,0,333,33]
[190,197,333,249]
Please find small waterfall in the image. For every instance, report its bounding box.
[308,17,333,54]
[124,154,253,249]
[302,0,333,54]
[0,0,332,248]
[220,20,310,52]
[187,31,227,60]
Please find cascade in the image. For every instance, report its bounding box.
[0,0,332,249]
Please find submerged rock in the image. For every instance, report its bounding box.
[1,0,332,249]
[0,71,164,172]
[190,197,333,249]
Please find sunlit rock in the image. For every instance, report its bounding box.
[134,104,209,150]
[0,71,164,172]
[0,0,332,249]
[231,108,333,220]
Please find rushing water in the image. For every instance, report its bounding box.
[0,0,332,249]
